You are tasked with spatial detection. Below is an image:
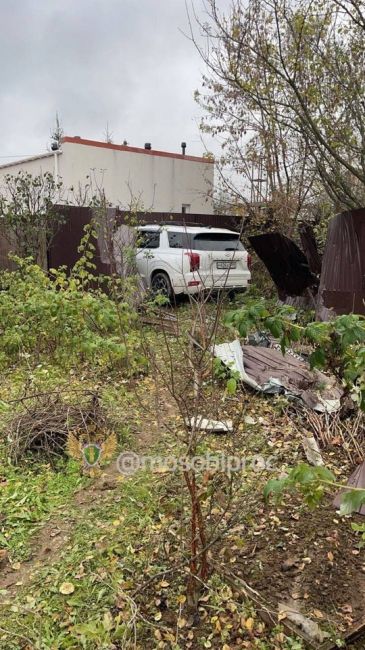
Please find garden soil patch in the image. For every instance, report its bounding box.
[235,497,365,643]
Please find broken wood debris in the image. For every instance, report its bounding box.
[212,339,342,414]
[185,416,233,433]
[278,601,330,644]
[140,309,179,335]
[302,436,324,466]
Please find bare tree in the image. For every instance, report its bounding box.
[191,0,365,230]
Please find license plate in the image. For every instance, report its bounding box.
[217,260,236,269]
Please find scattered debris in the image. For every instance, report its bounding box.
[186,416,233,433]
[140,309,179,335]
[278,601,330,644]
[212,339,255,388]
[333,460,365,516]
[247,331,271,347]
[244,415,257,425]
[302,436,324,466]
[212,340,342,413]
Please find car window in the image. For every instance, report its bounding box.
[192,233,244,251]
[137,231,160,249]
[168,232,192,249]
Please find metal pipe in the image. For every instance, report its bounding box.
[54,150,60,182]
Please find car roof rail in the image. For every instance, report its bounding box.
[154,220,211,228]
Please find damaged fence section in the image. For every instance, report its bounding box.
[249,208,365,320]
[248,233,318,301]
[317,207,365,319]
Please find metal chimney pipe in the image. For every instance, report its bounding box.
[144,143,152,150]
[181,142,186,155]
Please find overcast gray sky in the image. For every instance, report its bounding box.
[0,0,228,163]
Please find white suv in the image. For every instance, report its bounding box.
[135,223,251,299]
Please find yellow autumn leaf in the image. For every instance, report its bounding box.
[327,551,334,562]
[244,617,254,631]
[59,582,75,595]
[154,611,162,621]
[177,594,186,604]
[159,580,170,588]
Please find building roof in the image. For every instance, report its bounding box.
[0,137,213,170]
[61,136,214,164]
[0,151,56,170]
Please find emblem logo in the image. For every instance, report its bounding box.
[67,429,117,473]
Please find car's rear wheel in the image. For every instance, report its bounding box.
[151,272,174,301]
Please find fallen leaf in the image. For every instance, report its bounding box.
[244,617,254,631]
[59,582,75,595]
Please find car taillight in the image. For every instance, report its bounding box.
[185,252,200,272]
[247,253,252,271]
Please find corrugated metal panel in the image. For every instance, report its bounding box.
[48,206,110,276]
[0,231,17,270]
[317,208,365,317]
[249,232,317,298]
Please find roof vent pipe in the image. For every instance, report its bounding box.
[181,142,186,155]
[144,143,151,150]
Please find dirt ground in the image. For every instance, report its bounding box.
[239,498,365,640]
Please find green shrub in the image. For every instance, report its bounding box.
[0,258,144,372]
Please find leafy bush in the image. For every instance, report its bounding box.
[0,257,144,371]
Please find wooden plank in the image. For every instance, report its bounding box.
[221,570,365,649]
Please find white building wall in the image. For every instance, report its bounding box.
[0,138,214,214]
[0,153,55,181]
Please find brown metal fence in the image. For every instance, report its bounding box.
[0,206,245,275]
[0,231,17,271]
[47,207,244,276]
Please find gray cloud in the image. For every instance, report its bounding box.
[0,0,226,162]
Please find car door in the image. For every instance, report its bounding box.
[135,230,161,287]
